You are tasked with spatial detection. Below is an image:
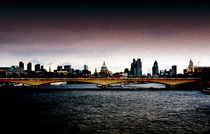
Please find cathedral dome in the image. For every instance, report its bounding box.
[101,61,107,69]
[100,61,108,73]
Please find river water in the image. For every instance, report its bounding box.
[1,83,210,134]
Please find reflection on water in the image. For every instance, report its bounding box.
[41,83,165,89]
[1,84,210,134]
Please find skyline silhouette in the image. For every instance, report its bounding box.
[0,1,210,74]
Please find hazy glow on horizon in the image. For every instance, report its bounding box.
[0,10,210,74]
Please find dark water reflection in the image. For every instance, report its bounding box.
[1,86,210,134]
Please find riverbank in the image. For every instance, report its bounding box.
[201,88,210,95]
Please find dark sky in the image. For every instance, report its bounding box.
[0,1,210,73]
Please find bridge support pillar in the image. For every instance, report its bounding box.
[32,85,40,89]
[166,85,176,89]
[102,85,107,89]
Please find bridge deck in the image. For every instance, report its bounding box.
[0,78,201,86]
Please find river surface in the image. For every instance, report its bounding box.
[1,83,210,134]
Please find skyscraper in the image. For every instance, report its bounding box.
[82,65,91,77]
[84,65,88,71]
[64,65,71,72]
[136,58,142,76]
[19,61,24,73]
[152,61,159,76]
[130,58,136,76]
[130,58,142,77]
[27,62,32,72]
[35,64,40,71]
[19,61,24,69]
[172,65,177,76]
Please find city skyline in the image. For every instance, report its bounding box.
[0,59,201,75]
[1,2,210,74]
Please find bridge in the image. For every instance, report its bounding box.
[0,78,201,88]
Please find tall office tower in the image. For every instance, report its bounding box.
[19,61,24,73]
[35,64,41,71]
[64,65,71,72]
[19,61,24,69]
[130,58,136,76]
[152,61,159,76]
[136,58,142,76]
[84,65,88,71]
[172,65,177,76]
[27,62,32,72]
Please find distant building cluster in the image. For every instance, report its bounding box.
[126,59,177,78]
[0,59,209,78]
[0,61,91,78]
[183,59,210,76]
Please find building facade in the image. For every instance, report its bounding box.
[64,65,71,72]
[130,58,142,77]
[172,65,177,76]
[27,62,32,72]
[152,61,159,76]
[35,64,41,72]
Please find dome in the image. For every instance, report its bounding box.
[102,65,107,68]
[101,61,107,68]
[100,61,108,73]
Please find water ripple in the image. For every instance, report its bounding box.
[6,89,210,134]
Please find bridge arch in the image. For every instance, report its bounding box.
[0,78,201,88]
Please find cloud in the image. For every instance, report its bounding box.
[61,61,72,66]
[47,62,53,66]
[0,36,22,45]
[30,58,44,64]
